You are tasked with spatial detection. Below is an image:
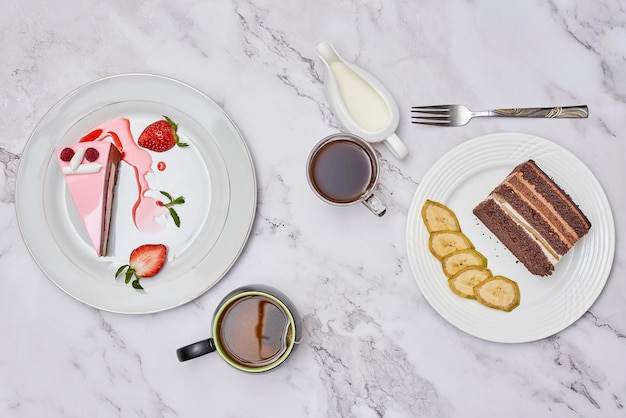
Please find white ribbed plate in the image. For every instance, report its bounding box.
[406,133,615,343]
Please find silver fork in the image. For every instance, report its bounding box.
[411,105,588,126]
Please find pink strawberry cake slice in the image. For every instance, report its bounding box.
[56,142,122,256]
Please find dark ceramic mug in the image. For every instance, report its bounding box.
[176,285,302,373]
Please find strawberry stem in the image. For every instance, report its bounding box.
[115,264,144,289]
[163,115,189,148]
[125,269,134,284]
[115,264,129,278]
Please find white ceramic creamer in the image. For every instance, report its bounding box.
[316,41,408,159]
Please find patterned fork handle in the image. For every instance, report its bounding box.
[491,105,588,118]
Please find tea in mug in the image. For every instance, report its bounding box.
[309,140,374,203]
[216,295,293,367]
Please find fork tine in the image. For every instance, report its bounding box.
[411,113,450,120]
[411,120,450,126]
[410,109,449,115]
[411,117,451,125]
[411,115,449,121]
[412,105,451,125]
[411,105,451,116]
[411,105,450,110]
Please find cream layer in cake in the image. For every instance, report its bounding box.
[473,160,591,276]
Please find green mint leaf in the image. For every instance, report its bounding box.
[168,207,181,228]
[169,196,185,206]
[160,190,173,201]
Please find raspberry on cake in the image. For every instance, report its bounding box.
[56,142,122,256]
[473,160,591,276]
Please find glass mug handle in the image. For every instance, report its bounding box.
[176,338,217,362]
[362,194,386,217]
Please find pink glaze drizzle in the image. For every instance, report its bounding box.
[80,118,166,232]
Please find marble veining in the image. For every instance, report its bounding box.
[1,0,625,417]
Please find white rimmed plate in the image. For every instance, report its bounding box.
[16,74,257,314]
[406,133,615,343]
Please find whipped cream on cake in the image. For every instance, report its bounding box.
[473,160,591,276]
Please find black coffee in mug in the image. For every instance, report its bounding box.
[217,295,292,367]
[309,139,375,203]
[306,133,385,216]
[176,286,301,373]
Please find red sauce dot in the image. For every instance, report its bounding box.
[80,129,103,142]
[157,161,166,171]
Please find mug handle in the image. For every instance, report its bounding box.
[176,338,217,362]
[362,194,386,216]
[383,133,408,159]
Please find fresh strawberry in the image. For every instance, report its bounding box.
[138,115,188,152]
[115,244,167,289]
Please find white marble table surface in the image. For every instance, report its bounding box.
[1,1,625,417]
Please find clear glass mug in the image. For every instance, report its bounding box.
[176,285,302,373]
[306,133,386,216]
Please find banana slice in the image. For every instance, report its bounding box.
[448,266,492,299]
[421,200,461,233]
[421,198,521,311]
[441,249,487,278]
[473,275,520,312]
[428,231,473,260]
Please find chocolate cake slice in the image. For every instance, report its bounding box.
[473,160,591,276]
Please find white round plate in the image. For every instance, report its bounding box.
[16,74,257,314]
[406,133,615,343]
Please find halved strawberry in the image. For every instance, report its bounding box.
[138,115,188,152]
[115,244,167,289]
